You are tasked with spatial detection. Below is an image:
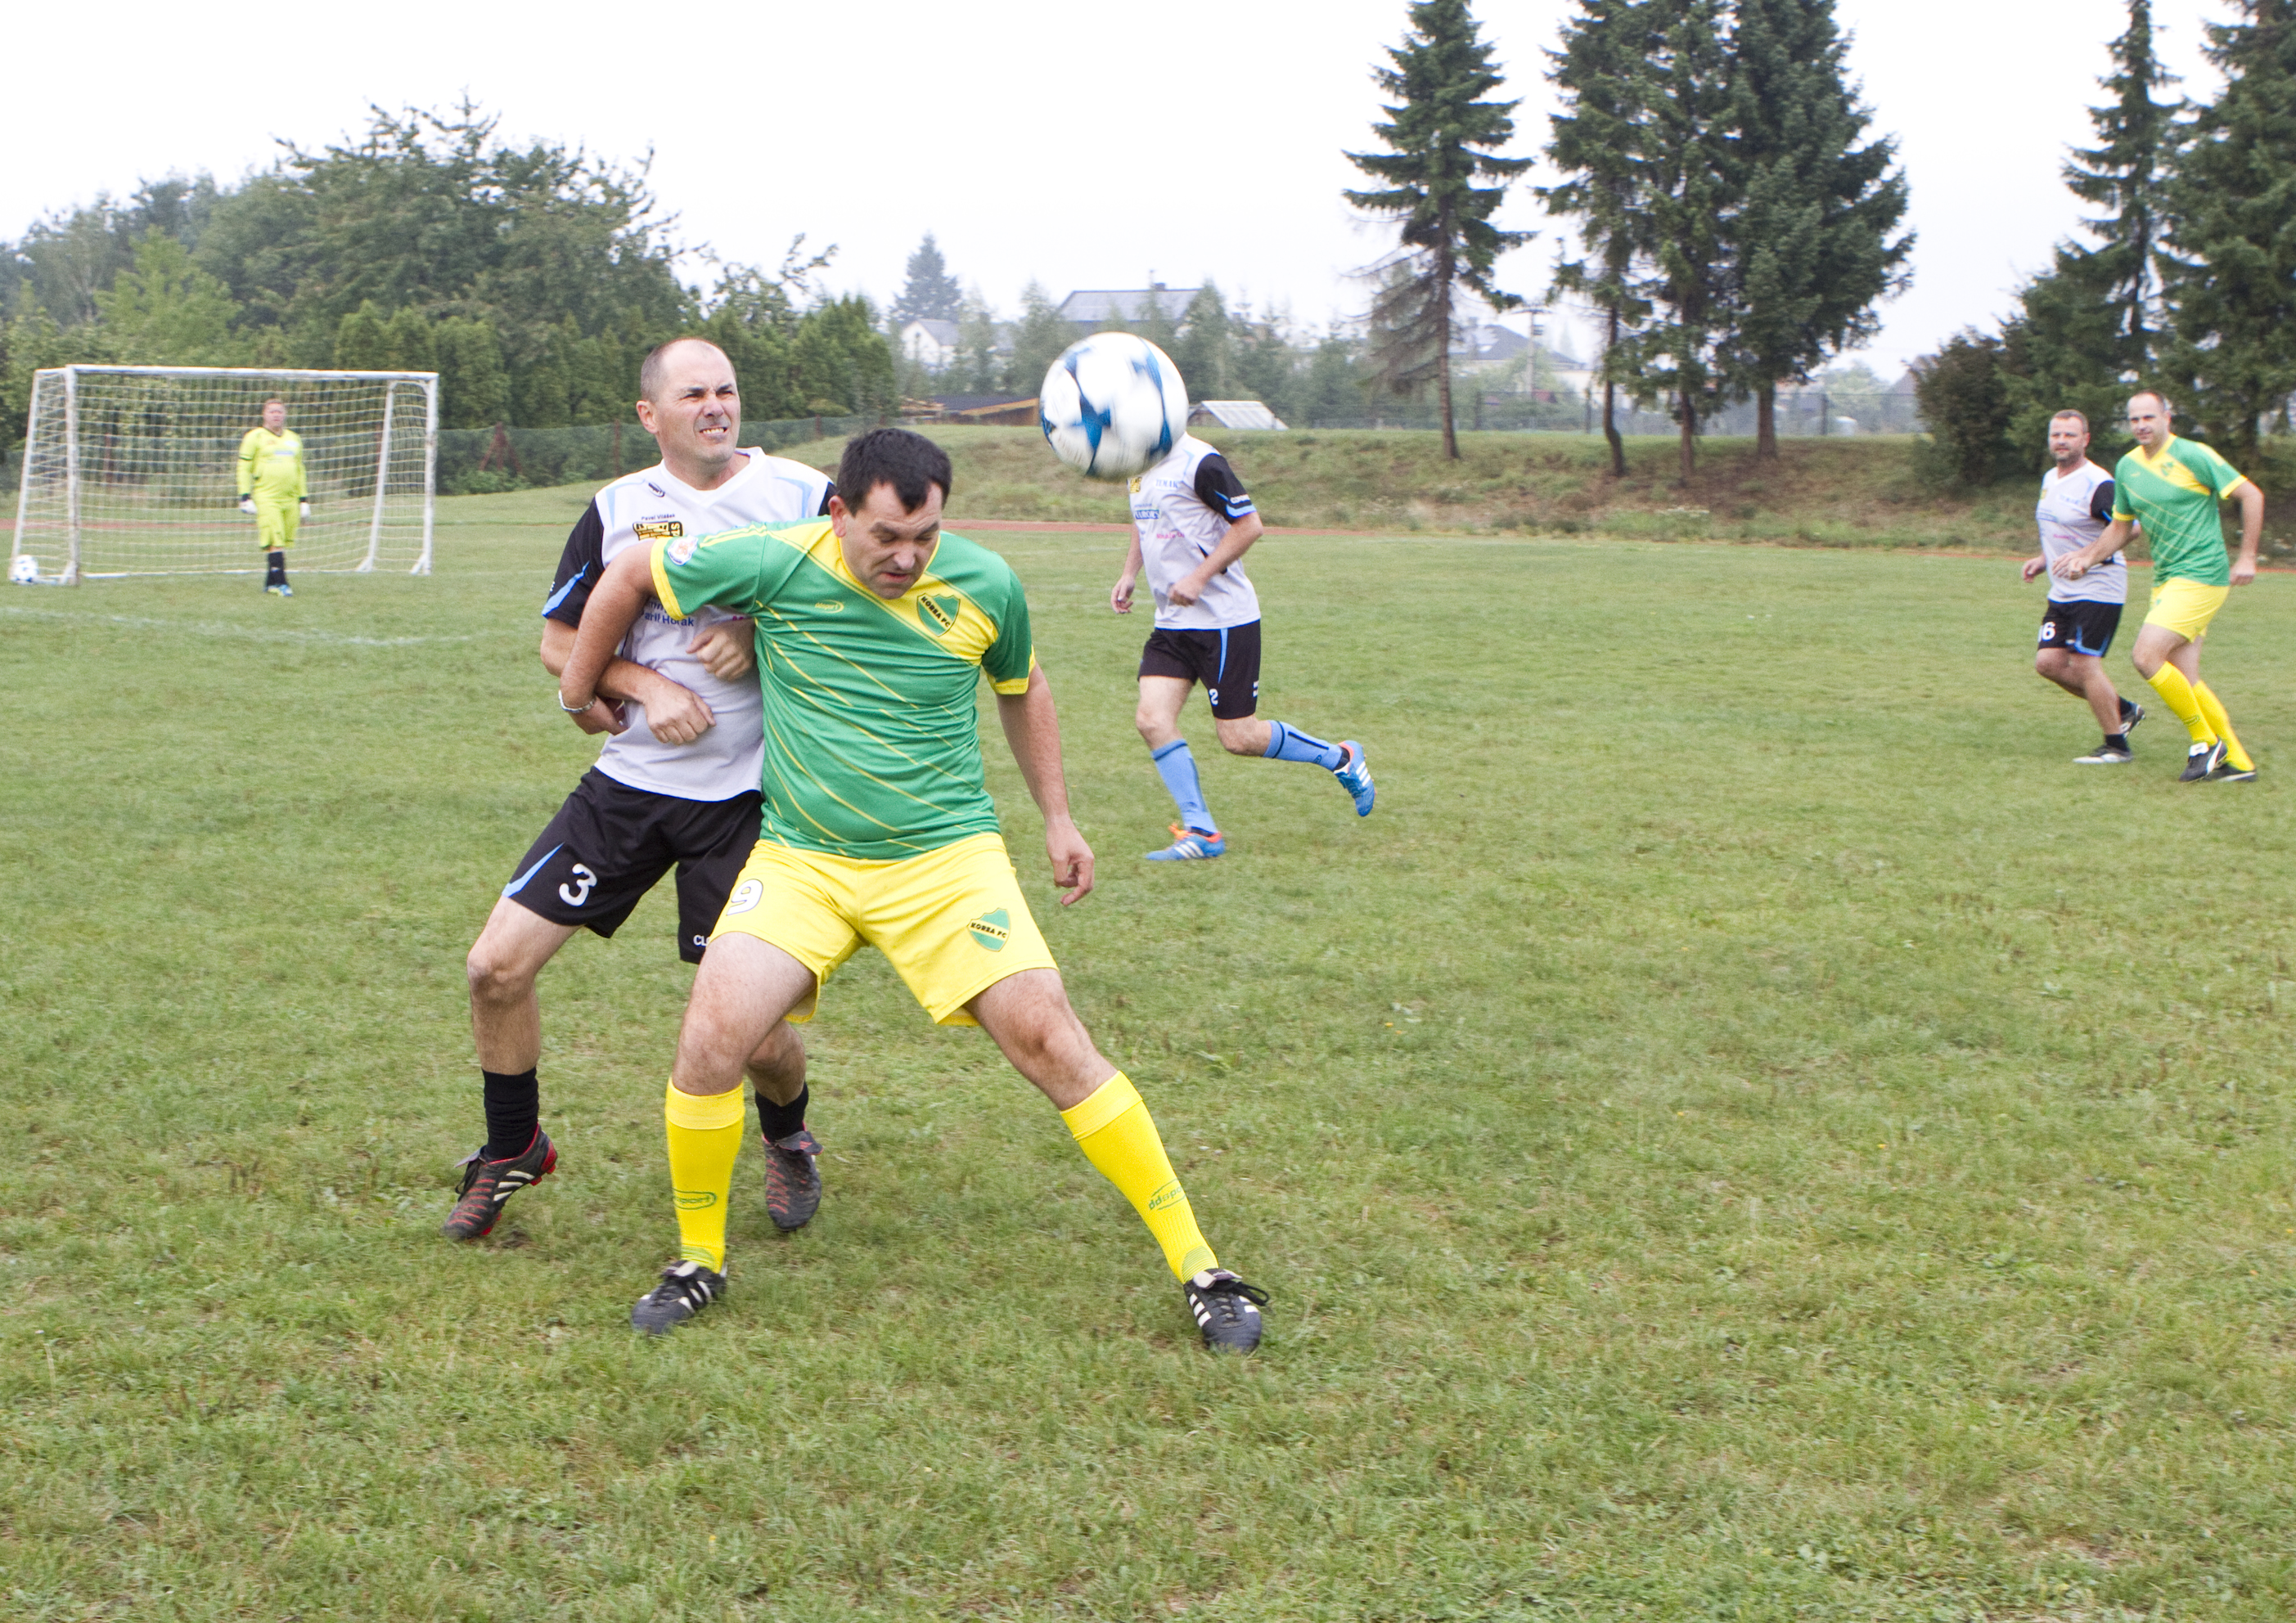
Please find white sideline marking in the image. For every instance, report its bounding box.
[0,605,482,647]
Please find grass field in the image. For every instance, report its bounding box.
[5,483,2296,1620]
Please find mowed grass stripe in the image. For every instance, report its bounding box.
[2,506,2292,1621]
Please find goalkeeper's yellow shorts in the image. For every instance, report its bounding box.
[2144,577,2230,643]
[254,498,300,551]
[708,832,1056,1027]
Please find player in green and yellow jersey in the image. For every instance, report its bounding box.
[236,397,309,597]
[2055,390,2266,783]
[557,428,1268,1352]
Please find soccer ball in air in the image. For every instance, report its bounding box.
[7,554,38,585]
[1040,333,1189,481]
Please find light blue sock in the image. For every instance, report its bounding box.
[1150,740,1215,833]
[1263,720,1346,771]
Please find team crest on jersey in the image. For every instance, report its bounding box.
[667,534,699,565]
[634,518,684,542]
[967,908,1011,951]
[918,593,960,635]
[1129,476,1142,494]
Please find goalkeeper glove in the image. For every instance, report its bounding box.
[299,500,311,519]
[239,496,256,515]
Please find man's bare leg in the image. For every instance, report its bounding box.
[445,899,580,1239]
[2033,648,2127,736]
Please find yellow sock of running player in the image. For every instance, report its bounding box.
[2145,664,2216,746]
[1061,1072,1217,1281]
[664,1078,746,1273]
[2193,681,2253,771]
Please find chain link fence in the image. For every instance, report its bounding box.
[437,416,873,493]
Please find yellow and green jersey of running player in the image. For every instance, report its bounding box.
[2112,435,2253,587]
[236,428,307,502]
[651,518,1037,861]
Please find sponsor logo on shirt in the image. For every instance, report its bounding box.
[635,518,685,541]
[967,908,1011,951]
[667,534,699,565]
[813,600,845,614]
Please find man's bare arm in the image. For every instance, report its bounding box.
[560,547,668,713]
[2055,515,2136,580]
[994,667,1095,905]
[2231,481,2264,586]
[541,605,716,744]
[1166,514,1263,609]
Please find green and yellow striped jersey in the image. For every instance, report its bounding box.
[236,427,306,502]
[651,518,1037,861]
[2111,435,2250,587]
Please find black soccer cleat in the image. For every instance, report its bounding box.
[763,1126,823,1231]
[2181,740,2226,782]
[2120,698,2145,735]
[2074,743,2133,765]
[631,1260,726,1335]
[1183,1269,1269,1353]
[2207,762,2258,784]
[441,1130,556,1241]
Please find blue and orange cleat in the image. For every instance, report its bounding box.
[1333,741,1374,816]
[1146,825,1226,861]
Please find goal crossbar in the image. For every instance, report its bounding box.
[11,365,440,585]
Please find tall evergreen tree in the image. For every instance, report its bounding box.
[1542,0,1660,477]
[1631,0,1736,481]
[1173,282,1234,399]
[889,232,964,326]
[2160,0,2296,462]
[1345,0,1533,460]
[1722,0,1911,458]
[2069,0,2177,375]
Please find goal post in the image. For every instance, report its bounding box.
[8,365,439,585]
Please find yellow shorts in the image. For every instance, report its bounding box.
[709,831,1056,1027]
[2145,577,2230,643]
[254,500,300,551]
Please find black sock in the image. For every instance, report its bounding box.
[264,551,286,587]
[481,1068,540,1160]
[2105,731,2129,751]
[757,1083,808,1144]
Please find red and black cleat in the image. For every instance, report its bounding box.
[763,1127,822,1231]
[441,1130,557,1241]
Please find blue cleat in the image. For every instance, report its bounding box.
[1146,825,1226,861]
[1333,741,1374,816]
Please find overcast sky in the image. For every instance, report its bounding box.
[3,1,2230,377]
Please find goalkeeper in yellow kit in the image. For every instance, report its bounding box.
[236,397,308,596]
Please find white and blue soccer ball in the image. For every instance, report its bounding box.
[7,554,38,585]
[1040,333,1190,481]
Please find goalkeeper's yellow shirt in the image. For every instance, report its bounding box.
[236,428,307,502]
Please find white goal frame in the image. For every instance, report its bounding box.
[10,365,439,586]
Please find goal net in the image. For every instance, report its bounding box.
[9,366,438,585]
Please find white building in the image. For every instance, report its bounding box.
[898,318,961,371]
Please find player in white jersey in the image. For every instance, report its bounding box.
[444,338,833,1241]
[1111,434,1374,860]
[2020,409,2144,765]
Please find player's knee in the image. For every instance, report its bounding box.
[1213,721,1260,756]
[465,940,533,1006]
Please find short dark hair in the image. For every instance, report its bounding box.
[637,337,729,404]
[2051,409,2089,431]
[262,396,286,409]
[837,428,952,514]
[2129,389,2174,418]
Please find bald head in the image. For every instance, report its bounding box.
[634,338,744,491]
[638,337,732,406]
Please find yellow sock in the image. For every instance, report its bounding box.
[664,1078,746,1273]
[2193,681,2253,771]
[2146,664,2217,747]
[1061,1072,1217,1281]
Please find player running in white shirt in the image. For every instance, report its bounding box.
[2020,410,2143,764]
[445,338,833,1241]
[1110,435,1374,860]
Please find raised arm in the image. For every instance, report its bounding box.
[995,667,1095,905]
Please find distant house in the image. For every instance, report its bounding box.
[1057,285,1201,331]
[899,318,961,370]
[1190,401,1288,431]
[1452,322,1531,368]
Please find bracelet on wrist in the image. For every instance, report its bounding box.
[558,691,594,713]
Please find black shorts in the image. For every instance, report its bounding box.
[1138,622,1263,720]
[2038,599,2123,658]
[501,769,762,963]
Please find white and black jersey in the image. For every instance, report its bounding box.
[544,451,833,801]
[1130,434,1261,631]
[2036,461,2127,607]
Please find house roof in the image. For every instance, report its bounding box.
[1057,287,1202,325]
[902,318,960,344]
[1190,400,1288,430]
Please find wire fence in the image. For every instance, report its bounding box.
[1303,384,1925,437]
[435,415,873,493]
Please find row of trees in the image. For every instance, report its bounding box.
[0,103,897,447]
[1919,0,2296,483]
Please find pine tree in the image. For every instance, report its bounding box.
[2160,0,2296,462]
[1723,0,1911,458]
[1174,283,1234,400]
[1345,0,1533,460]
[1542,0,1661,476]
[2068,0,2177,375]
[889,233,964,326]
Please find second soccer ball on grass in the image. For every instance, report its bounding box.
[1039,333,1190,480]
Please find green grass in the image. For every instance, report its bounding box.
[764,425,2296,556]
[6,496,2296,1619]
